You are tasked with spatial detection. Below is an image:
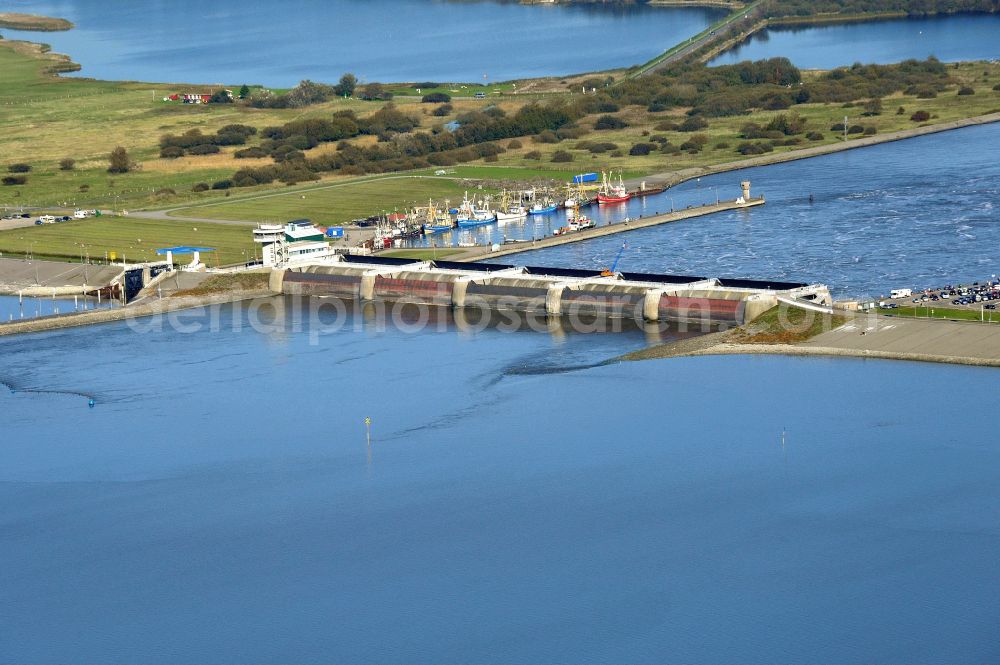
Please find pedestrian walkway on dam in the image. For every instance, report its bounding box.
[0,258,123,295]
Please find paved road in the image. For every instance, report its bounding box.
[805,316,1000,363]
[635,0,763,77]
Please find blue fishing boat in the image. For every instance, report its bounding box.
[457,213,497,228]
[528,202,557,215]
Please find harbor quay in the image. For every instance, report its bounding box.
[455,194,765,262]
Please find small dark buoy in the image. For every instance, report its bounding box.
[88,399,96,409]
[808,194,815,204]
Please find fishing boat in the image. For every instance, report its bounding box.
[423,199,455,234]
[495,191,528,224]
[528,200,557,215]
[496,205,527,224]
[597,170,630,205]
[554,202,594,235]
[455,192,497,227]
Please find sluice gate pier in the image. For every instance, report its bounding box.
[274,255,830,326]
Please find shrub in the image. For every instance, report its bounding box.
[535,130,560,144]
[188,144,221,155]
[556,125,588,140]
[863,126,877,135]
[862,98,883,116]
[896,106,905,115]
[765,113,807,135]
[550,150,573,163]
[191,182,210,192]
[629,143,654,156]
[484,154,499,163]
[7,163,31,173]
[234,147,269,159]
[678,115,708,132]
[160,146,185,159]
[594,115,627,130]
[806,131,824,141]
[78,184,89,192]
[107,146,132,174]
[421,92,451,103]
[525,150,542,160]
[507,139,522,149]
[910,110,931,122]
[714,141,730,150]
[588,142,617,154]
[994,83,1000,91]
[741,122,764,139]
[915,87,938,99]
[432,103,453,117]
[847,125,864,135]
[59,158,75,171]
[647,101,668,113]
[1,176,26,185]
[679,141,702,152]
[654,121,679,131]
[958,86,975,96]
[610,150,624,158]
[736,141,773,155]
[830,123,846,132]
[597,101,620,113]
[211,179,233,190]
[689,133,709,146]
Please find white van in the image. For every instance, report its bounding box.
[890,288,912,299]
[38,215,56,223]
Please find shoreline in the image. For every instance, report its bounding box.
[0,13,73,32]
[623,111,1000,191]
[622,315,1000,369]
[637,341,1000,369]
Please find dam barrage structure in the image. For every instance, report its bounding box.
[272,256,831,326]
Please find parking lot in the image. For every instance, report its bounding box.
[880,278,1000,313]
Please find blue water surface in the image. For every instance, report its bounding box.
[0,0,724,85]
[711,13,1000,68]
[2,298,999,663]
[463,122,1000,299]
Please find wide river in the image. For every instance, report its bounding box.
[2,299,999,663]
[711,13,1000,68]
[0,0,724,85]
[409,122,1000,299]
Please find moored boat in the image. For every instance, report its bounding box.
[597,170,631,205]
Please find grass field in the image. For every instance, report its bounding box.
[163,164,596,224]
[169,176,481,224]
[0,216,256,265]
[879,305,1000,324]
[3,34,1000,253]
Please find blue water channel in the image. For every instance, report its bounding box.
[413,122,1000,299]
[2,298,999,663]
[711,13,1000,68]
[0,294,111,321]
[0,0,724,86]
